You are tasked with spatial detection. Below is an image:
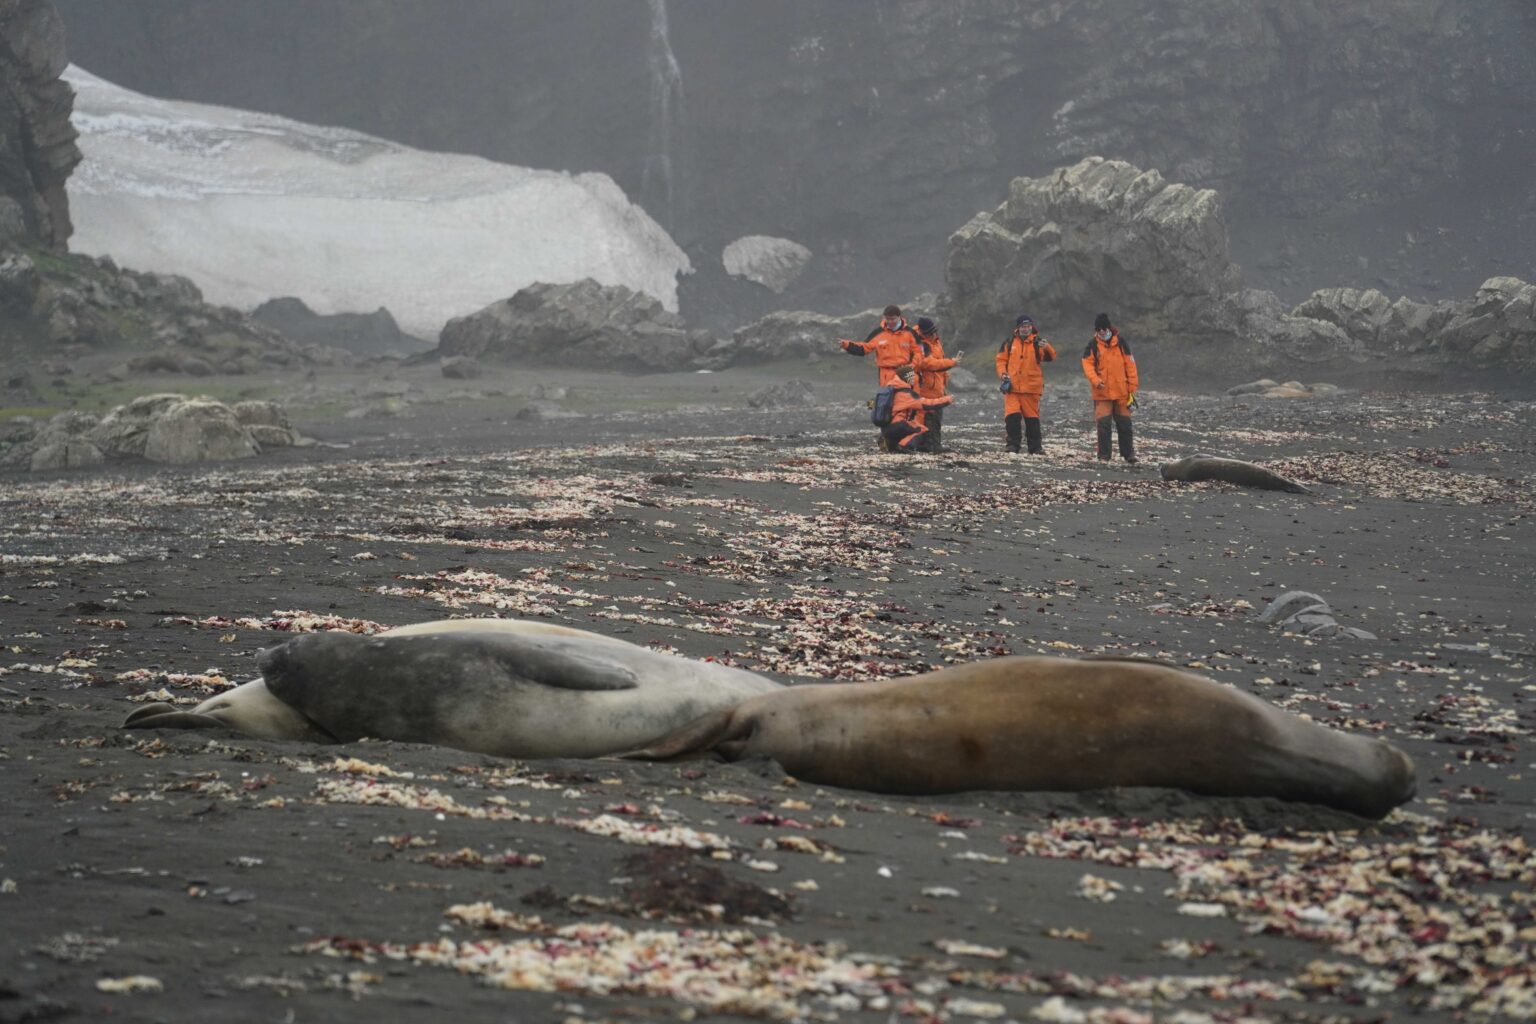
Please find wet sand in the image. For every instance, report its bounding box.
[2,361,1533,1022]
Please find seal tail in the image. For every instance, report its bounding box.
[617,708,743,761]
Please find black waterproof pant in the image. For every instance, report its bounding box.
[1024,417,1043,454]
[920,407,945,452]
[1004,413,1022,453]
[1114,414,1136,463]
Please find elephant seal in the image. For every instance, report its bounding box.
[622,657,1416,819]
[1159,455,1311,494]
[122,618,781,758]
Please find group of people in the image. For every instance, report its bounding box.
[840,306,1139,463]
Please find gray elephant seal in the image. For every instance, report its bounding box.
[1160,455,1311,494]
[122,618,781,758]
[623,656,1416,819]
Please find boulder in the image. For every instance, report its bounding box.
[251,296,427,357]
[730,297,936,364]
[91,393,190,459]
[747,379,816,409]
[944,158,1239,346]
[1437,277,1536,369]
[232,400,298,448]
[30,439,104,471]
[1291,288,1393,350]
[440,355,482,380]
[946,367,983,393]
[722,236,813,294]
[0,248,40,314]
[0,0,80,248]
[141,398,259,464]
[439,279,698,372]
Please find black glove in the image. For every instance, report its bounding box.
[999,375,1012,394]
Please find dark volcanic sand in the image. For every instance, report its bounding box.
[2,361,1533,1023]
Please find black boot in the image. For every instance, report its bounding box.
[1114,414,1137,464]
[1004,413,1022,453]
[1096,416,1113,460]
[1024,417,1044,454]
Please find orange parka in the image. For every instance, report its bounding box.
[841,322,919,387]
[912,331,958,400]
[889,386,953,428]
[995,330,1056,394]
[1080,330,1138,400]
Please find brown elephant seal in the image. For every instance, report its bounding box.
[1159,455,1311,494]
[122,618,781,758]
[622,656,1416,819]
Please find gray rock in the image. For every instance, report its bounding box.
[1291,288,1393,350]
[946,367,983,393]
[251,296,427,357]
[731,296,934,364]
[944,158,1239,347]
[231,400,290,429]
[747,379,816,409]
[440,355,482,380]
[0,248,39,314]
[30,440,104,471]
[439,278,693,372]
[246,423,297,449]
[722,236,813,294]
[141,398,259,464]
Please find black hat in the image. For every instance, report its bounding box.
[1015,314,1034,329]
[915,316,936,335]
[883,304,902,317]
[1094,313,1112,331]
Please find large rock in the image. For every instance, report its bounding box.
[944,158,1239,346]
[438,279,713,372]
[0,0,79,248]
[722,236,813,294]
[1438,277,1536,369]
[729,297,936,364]
[250,297,427,357]
[0,248,40,314]
[141,399,258,464]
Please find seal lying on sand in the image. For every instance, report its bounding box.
[623,656,1416,819]
[1160,455,1311,494]
[122,619,781,758]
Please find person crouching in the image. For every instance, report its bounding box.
[883,365,954,454]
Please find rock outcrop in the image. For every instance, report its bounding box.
[2,393,300,471]
[729,297,937,365]
[0,246,315,373]
[945,158,1239,345]
[0,0,79,248]
[54,1,1536,318]
[251,297,427,358]
[943,158,1536,375]
[438,279,720,373]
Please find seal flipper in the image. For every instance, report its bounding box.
[462,631,643,691]
[618,707,747,761]
[123,702,204,729]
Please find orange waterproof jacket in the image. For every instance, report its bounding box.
[995,331,1056,394]
[889,385,953,427]
[842,323,919,386]
[1081,330,1138,400]
[912,332,958,399]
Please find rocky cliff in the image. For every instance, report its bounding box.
[0,0,77,247]
[54,0,1536,323]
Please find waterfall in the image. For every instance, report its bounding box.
[644,0,684,228]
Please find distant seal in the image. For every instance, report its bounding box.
[1160,455,1312,494]
[122,619,781,758]
[623,656,1416,818]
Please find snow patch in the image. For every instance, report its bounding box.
[63,66,691,338]
[721,235,813,294]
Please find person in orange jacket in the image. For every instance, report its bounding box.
[882,364,954,453]
[911,316,963,452]
[995,314,1056,454]
[839,304,919,387]
[1081,312,1139,464]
